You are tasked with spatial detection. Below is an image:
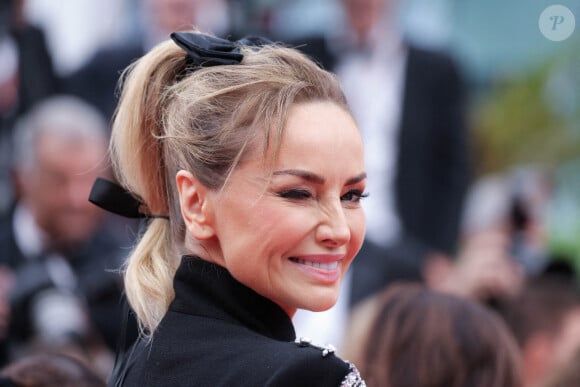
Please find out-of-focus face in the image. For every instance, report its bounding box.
[149,0,199,33]
[21,133,106,249]
[343,0,389,39]
[205,101,366,316]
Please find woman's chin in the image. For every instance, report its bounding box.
[302,293,339,312]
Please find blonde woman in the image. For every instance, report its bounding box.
[91,31,367,386]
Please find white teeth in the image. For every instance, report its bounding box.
[293,258,338,270]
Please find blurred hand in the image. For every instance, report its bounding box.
[424,230,525,302]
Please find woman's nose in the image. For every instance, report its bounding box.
[315,201,350,247]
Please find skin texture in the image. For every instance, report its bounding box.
[177,101,367,317]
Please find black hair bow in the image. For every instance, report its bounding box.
[89,178,168,219]
[170,32,272,69]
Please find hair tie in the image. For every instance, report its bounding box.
[170,31,273,70]
[89,178,169,220]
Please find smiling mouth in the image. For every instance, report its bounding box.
[289,258,339,271]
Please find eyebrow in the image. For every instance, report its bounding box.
[272,169,367,186]
[346,172,367,185]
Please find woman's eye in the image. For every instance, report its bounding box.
[277,189,313,200]
[341,189,369,203]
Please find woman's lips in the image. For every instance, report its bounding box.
[288,254,344,283]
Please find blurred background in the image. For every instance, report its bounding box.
[14,0,578,275]
[1,0,580,385]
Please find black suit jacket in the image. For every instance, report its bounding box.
[0,204,133,359]
[0,25,61,138]
[114,257,362,387]
[0,205,25,270]
[11,25,61,117]
[396,45,469,256]
[65,43,145,120]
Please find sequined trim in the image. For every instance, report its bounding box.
[340,362,366,386]
[294,337,337,357]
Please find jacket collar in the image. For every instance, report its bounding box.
[170,255,296,341]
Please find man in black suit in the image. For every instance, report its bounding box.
[0,0,61,212]
[344,42,470,306]
[292,0,470,348]
[0,96,131,367]
[0,0,61,131]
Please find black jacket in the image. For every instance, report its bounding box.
[113,256,364,387]
[0,204,133,361]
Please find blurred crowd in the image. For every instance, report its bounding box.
[1,0,579,386]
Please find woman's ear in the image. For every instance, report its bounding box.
[176,170,215,240]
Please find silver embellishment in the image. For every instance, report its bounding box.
[295,337,312,347]
[321,344,336,357]
[295,338,339,358]
[340,362,366,387]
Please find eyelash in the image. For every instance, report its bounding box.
[342,189,369,203]
[277,189,312,200]
[277,189,369,203]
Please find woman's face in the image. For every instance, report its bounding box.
[207,101,366,316]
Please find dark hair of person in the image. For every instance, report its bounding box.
[358,283,522,387]
[0,352,106,387]
[499,272,580,348]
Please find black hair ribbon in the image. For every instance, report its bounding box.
[88,178,169,220]
[170,31,273,69]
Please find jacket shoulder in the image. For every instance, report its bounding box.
[118,335,365,387]
[260,338,365,387]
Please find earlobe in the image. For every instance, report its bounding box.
[175,170,215,240]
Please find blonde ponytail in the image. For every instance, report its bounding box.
[124,221,175,335]
[110,41,186,336]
